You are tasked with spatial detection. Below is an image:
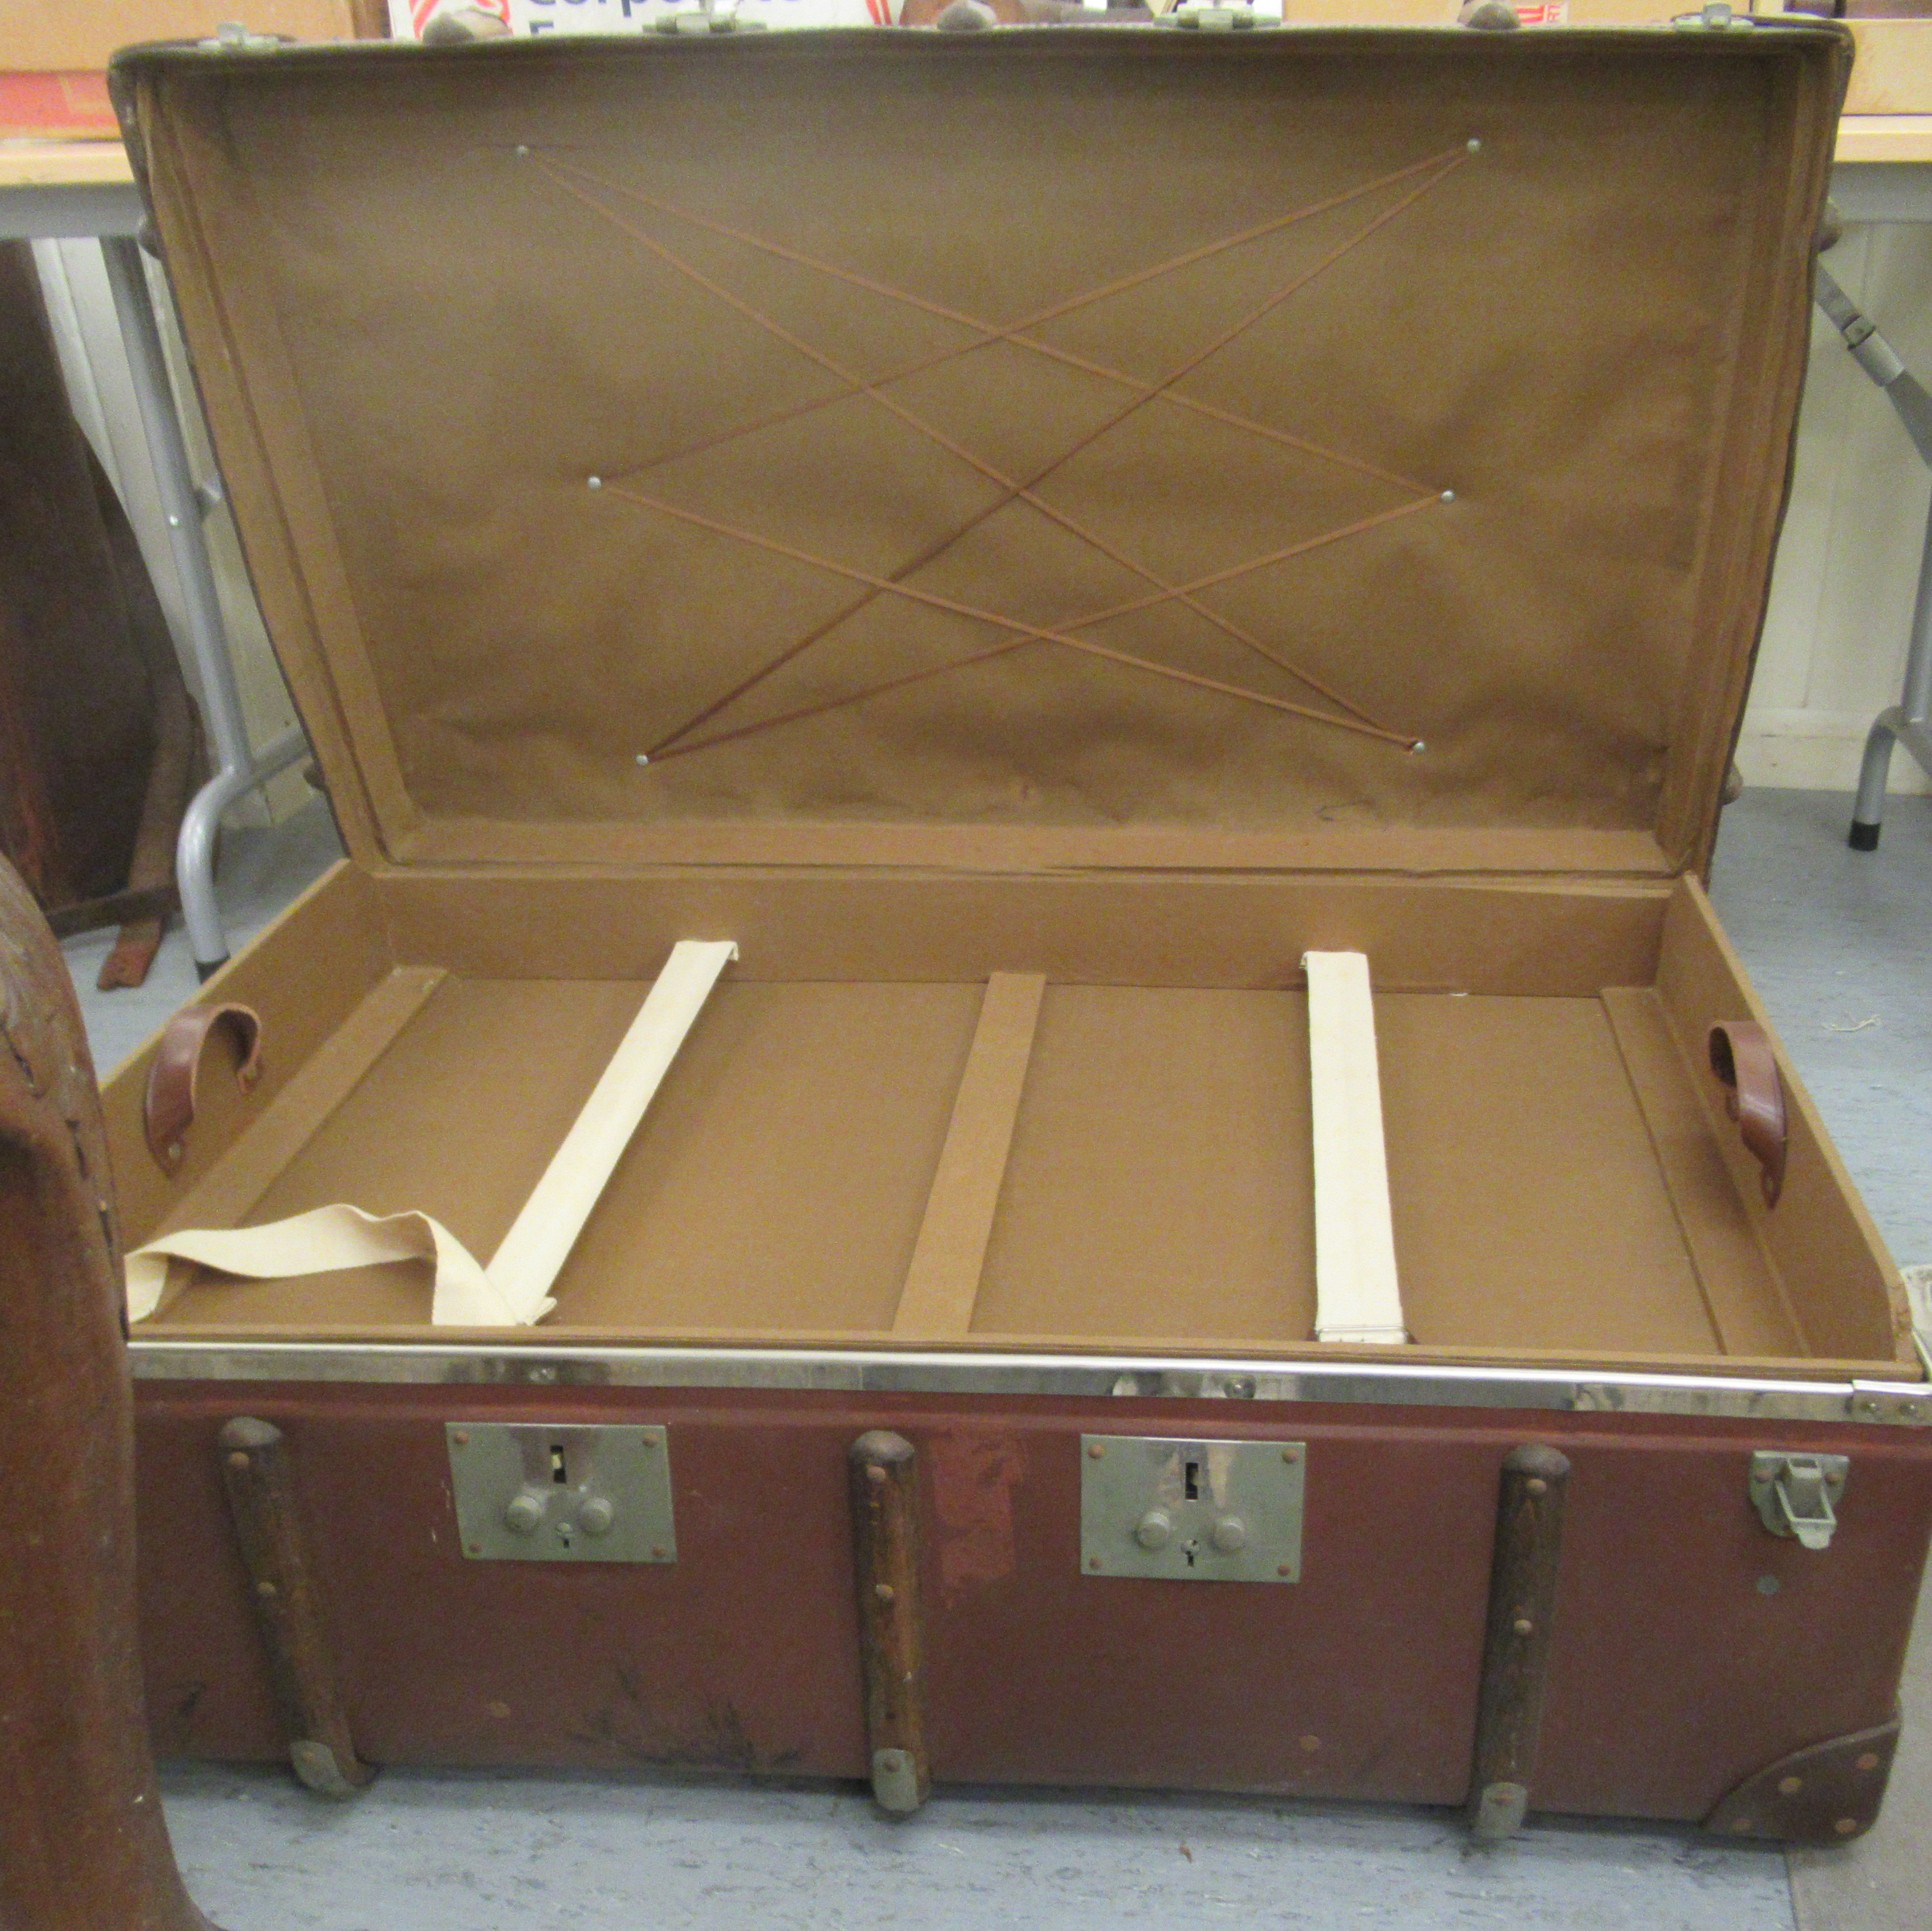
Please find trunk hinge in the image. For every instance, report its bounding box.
[1673,3,1753,30]
[1750,1451,1847,1551]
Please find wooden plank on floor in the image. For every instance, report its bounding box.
[162,966,448,1235]
[892,972,1046,1339]
[1599,986,1806,1357]
[1305,950,1406,1345]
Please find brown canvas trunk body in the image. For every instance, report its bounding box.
[104,22,1932,1841]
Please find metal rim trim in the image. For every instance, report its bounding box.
[126,1340,1932,1426]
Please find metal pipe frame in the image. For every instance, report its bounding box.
[100,232,304,974]
[1815,264,1932,851]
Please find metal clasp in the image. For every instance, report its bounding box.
[1750,1451,1847,1551]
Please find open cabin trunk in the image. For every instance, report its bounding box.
[99,22,1932,1841]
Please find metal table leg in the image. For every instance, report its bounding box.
[100,233,304,977]
[1816,264,1932,851]
[1851,490,1932,849]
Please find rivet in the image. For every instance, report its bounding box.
[1834,1817,1860,1836]
[866,1464,888,1486]
[587,475,603,491]
[1281,1448,1299,1465]
[1855,1751,1881,1772]
[1088,1443,1105,1459]
[879,1750,903,1772]
[227,1451,250,1470]
[1278,1563,1292,1577]
[514,144,531,158]
[452,1431,469,1447]
[1299,1734,1320,1753]
[1512,1617,1533,1636]
[635,754,650,765]
[1525,1477,1547,1496]
[1778,1775,1803,1796]
[1439,489,1456,504]
[643,1431,658,1446]
[651,1546,668,1560]
[1088,1556,1102,1571]
[1466,138,1483,154]
[466,1543,482,1556]
[256,1579,277,1598]
[875,1583,896,1603]
[1826,1470,1844,1485]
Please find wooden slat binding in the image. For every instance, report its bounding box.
[1468,1444,1571,1842]
[848,1430,930,1816]
[892,971,1045,1339]
[218,1416,375,1800]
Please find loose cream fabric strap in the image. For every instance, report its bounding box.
[124,1205,532,1327]
[123,938,739,1330]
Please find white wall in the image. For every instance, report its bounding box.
[1741,222,1932,797]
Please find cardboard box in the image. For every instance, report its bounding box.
[0,2,379,72]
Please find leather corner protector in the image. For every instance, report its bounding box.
[1704,1716,1900,1846]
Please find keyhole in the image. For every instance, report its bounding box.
[550,1443,568,1485]
[1184,1460,1201,1501]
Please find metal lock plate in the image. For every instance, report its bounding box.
[447,1423,675,1563]
[1750,1450,1848,1551]
[1080,1435,1305,1582]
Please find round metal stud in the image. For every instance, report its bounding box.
[1135,1508,1173,1551]
[579,1496,616,1537]
[503,1493,544,1536]
[1210,1516,1247,1555]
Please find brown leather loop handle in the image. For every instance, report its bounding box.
[143,1002,263,1175]
[1708,1020,1788,1208]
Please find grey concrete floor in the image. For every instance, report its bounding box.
[62,789,1932,1931]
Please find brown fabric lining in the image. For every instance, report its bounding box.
[122,29,1841,874]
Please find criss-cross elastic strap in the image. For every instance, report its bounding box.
[544,146,1454,499]
[528,149,1459,759]
[604,484,1429,749]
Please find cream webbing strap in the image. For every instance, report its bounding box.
[1304,949,1408,1346]
[125,939,738,1328]
[125,1206,510,1326]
